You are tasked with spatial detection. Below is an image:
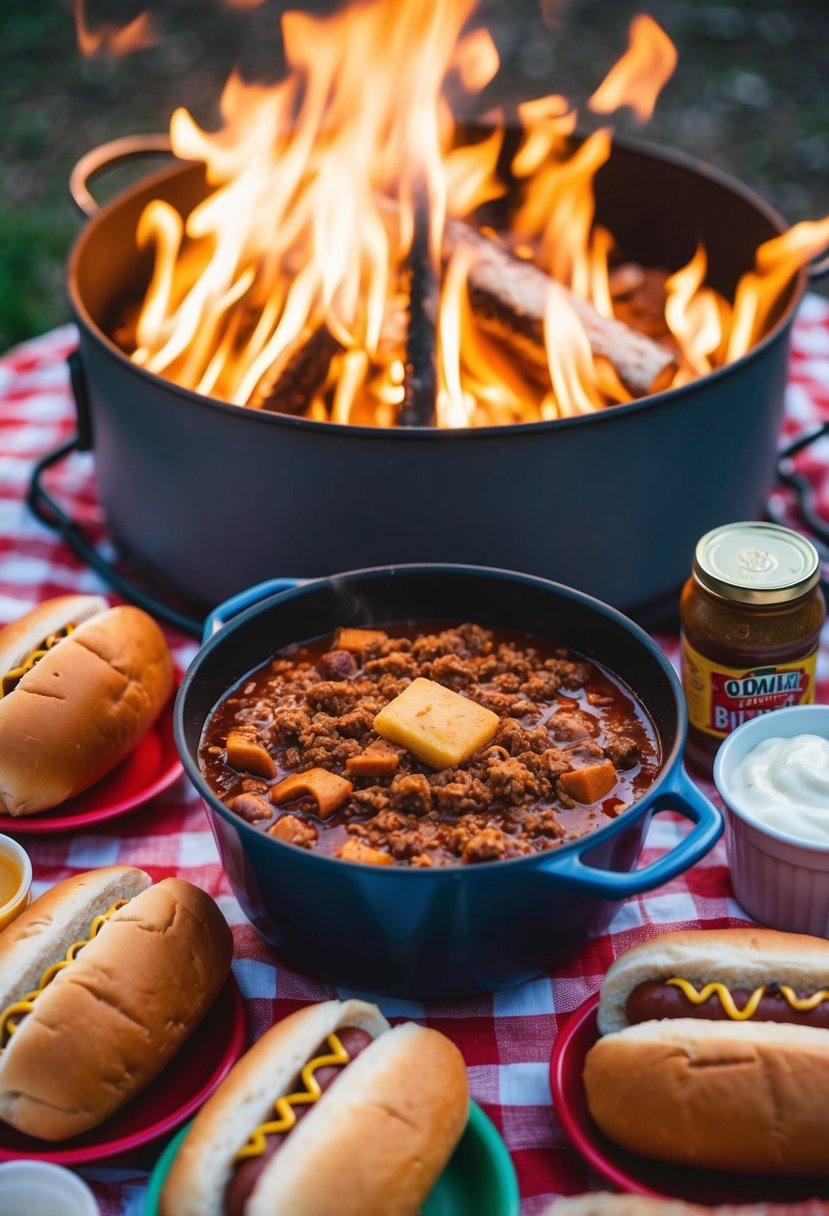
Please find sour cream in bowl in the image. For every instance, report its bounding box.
[715,705,829,937]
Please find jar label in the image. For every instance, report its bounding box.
[680,635,818,739]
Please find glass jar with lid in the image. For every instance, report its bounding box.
[680,522,825,776]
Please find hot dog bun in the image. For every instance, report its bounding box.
[585,929,829,1175]
[161,999,469,1216]
[0,865,232,1140]
[596,928,829,1034]
[0,596,174,816]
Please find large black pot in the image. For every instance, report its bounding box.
[65,133,822,621]
[175,564,722,1001]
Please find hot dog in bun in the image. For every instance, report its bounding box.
[584,928,829,1174]
[0,865,232,1140]
[161,999,469,1216]
[0,595,174,815]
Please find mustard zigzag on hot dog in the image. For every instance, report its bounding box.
[0,898,128,1045]
[584,928,829,1175]
[160,999,470,1216]
[0,866,232,1141]
[235,1032,351,1159]
[596,927,829,1033]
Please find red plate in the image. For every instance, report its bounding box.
[0,692,183,834]
[551,992,829,1203]
[0,973,245,1164]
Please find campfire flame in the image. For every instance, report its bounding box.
[122,0,828,427]
[588,15,678,123]
[74,0,156,58]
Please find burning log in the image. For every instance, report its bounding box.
[443,219,677,397]
[250,325,343,414]
[399,186,438,427]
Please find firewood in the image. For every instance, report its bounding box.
[443,219,676,397]
[249,324,342,414]
[399,183,437,426]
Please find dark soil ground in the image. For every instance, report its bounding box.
[1,0,827,351]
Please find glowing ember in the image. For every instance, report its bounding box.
[118,0,828,428]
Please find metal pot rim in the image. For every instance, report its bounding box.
[68,130,808,441]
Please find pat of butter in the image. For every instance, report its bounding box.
[374,677,499,770]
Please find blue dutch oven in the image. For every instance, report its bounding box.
[175,565,722,1001]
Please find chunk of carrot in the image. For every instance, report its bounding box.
[345,740,402,778]
[269,767,353,818]
[337,838,393,866]
[334,627,388,653]
[226,731,276,779]
[559,761,617,804]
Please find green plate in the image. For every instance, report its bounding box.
[145,1099,519,1216]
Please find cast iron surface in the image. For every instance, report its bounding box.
[64,133,804,616]
[175,565,722,1000]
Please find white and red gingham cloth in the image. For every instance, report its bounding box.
[1,296,829,1215]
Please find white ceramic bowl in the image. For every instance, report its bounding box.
[0,833,32,930]
[714,704,829,937]
[0,1161,98,1216]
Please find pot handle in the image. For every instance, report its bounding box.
[770,425,829,592]
[537,767,722,897]
[204,578,309,642]
[69,133,173,217]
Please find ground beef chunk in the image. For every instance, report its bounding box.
[305,679,378,716]
[363,652,417,679]
[271,708,311,743]
[490,672,523,693]
[371,810,409,834]
[602,734,642,769]
[389,773,433,816]
[411,624,493,662]
[536,747,574,782]
[486,757,539,805]
[524,809,566,839]
[427,653,477,690]
[336,706,376,739]
[544,658,593,689]
[375,674,409,701]
[350,786,391,815]
[493,719,551,756]
[297,716,363,770]
[315,649,358,681]
[388,831,428,860]
[462,827,509,864]
[520,671,562,700]
[469,688,537,718]
[433,771,493,816]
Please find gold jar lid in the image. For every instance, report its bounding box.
[693,522,821,605]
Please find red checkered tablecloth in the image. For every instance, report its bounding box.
[1,296,829,1214]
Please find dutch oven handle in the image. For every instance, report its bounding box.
[767,247,829,574]
[538,767,722,897]
[28,348,205,638]
[203,578,309,643]
[69,133,173,217]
